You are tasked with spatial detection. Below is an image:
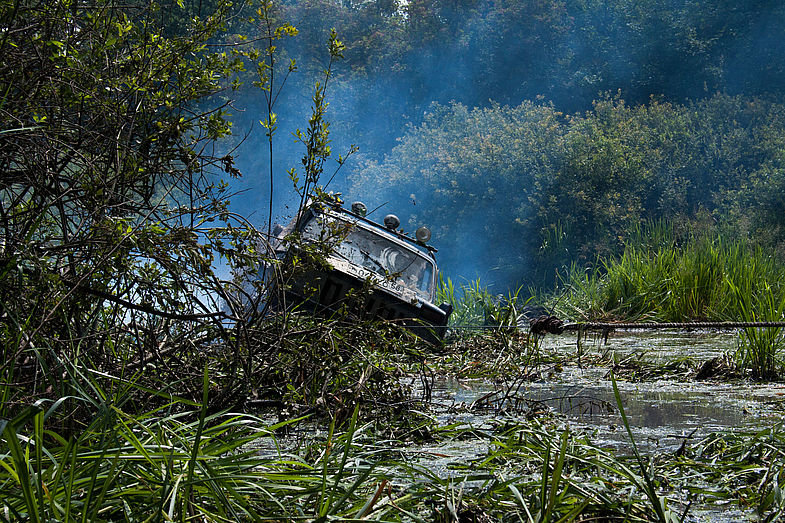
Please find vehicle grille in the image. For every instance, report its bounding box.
[283,268,447,344]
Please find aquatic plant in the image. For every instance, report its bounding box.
[411,416,688,521]
[730,280,785,380]
[9,312,785,521]
[437,276,530,327]
[664,425,785,520]
[437,276,493,327]
[551,223,785,324]
[611,372,680,522]
[0,383,404,520]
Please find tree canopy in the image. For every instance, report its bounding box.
[0,0,276,408]
[262,0,785,159]
[348,94,785,287]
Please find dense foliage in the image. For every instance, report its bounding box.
[0,1,426,518]
[349,94,785,287]
[216,0,785,289]
[4,0,785,520]
[0,0,269,415]
[258,0,785,156]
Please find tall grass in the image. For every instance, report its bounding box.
[0,394,280,520]
[0,353,394,521]
[0,304,419,520]
[6,316,785,520]
[437,275,530,327]
[549,221,785,378]
[730,280,785,379]
[552,222,785,323]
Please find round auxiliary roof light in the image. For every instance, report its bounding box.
[415,226,431,243]
[350,201,367,217]
[383,214,400,230]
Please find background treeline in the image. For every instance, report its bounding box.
[269,0,785,155]
[234,0,785,289]
[348,94,785,287]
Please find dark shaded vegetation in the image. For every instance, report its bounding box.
[230,1,785,281]
[0,0,268,421]
[268,0,785,157]
[211,0,785,292]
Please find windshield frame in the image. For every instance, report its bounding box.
[300,210,438,301]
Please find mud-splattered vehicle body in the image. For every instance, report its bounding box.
[271,200,452,344]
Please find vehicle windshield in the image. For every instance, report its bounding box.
[302,214,435,300]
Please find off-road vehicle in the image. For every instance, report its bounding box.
[271,199,452,343]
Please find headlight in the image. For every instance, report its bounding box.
[351,201,367,217]
[415,226,431,243]
[384,214,400,230]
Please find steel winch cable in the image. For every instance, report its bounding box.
[447,324,524,329]
[562,320,785,332]
[447,319,785,335]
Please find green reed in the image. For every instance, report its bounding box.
[554,225,785,324]
[551,224,785,378]
[729,280,785,379]
[0,366,387,521]
[400,416,686,521]
[6,327,785,520]
[437,275,530,328]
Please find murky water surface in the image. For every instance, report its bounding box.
[417,330,785,521]
[431,330,785,448]
[254,330,783,521]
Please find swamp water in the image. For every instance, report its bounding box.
[252,330,785,520]
[433,330,785,451]
[409,330,785,521]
